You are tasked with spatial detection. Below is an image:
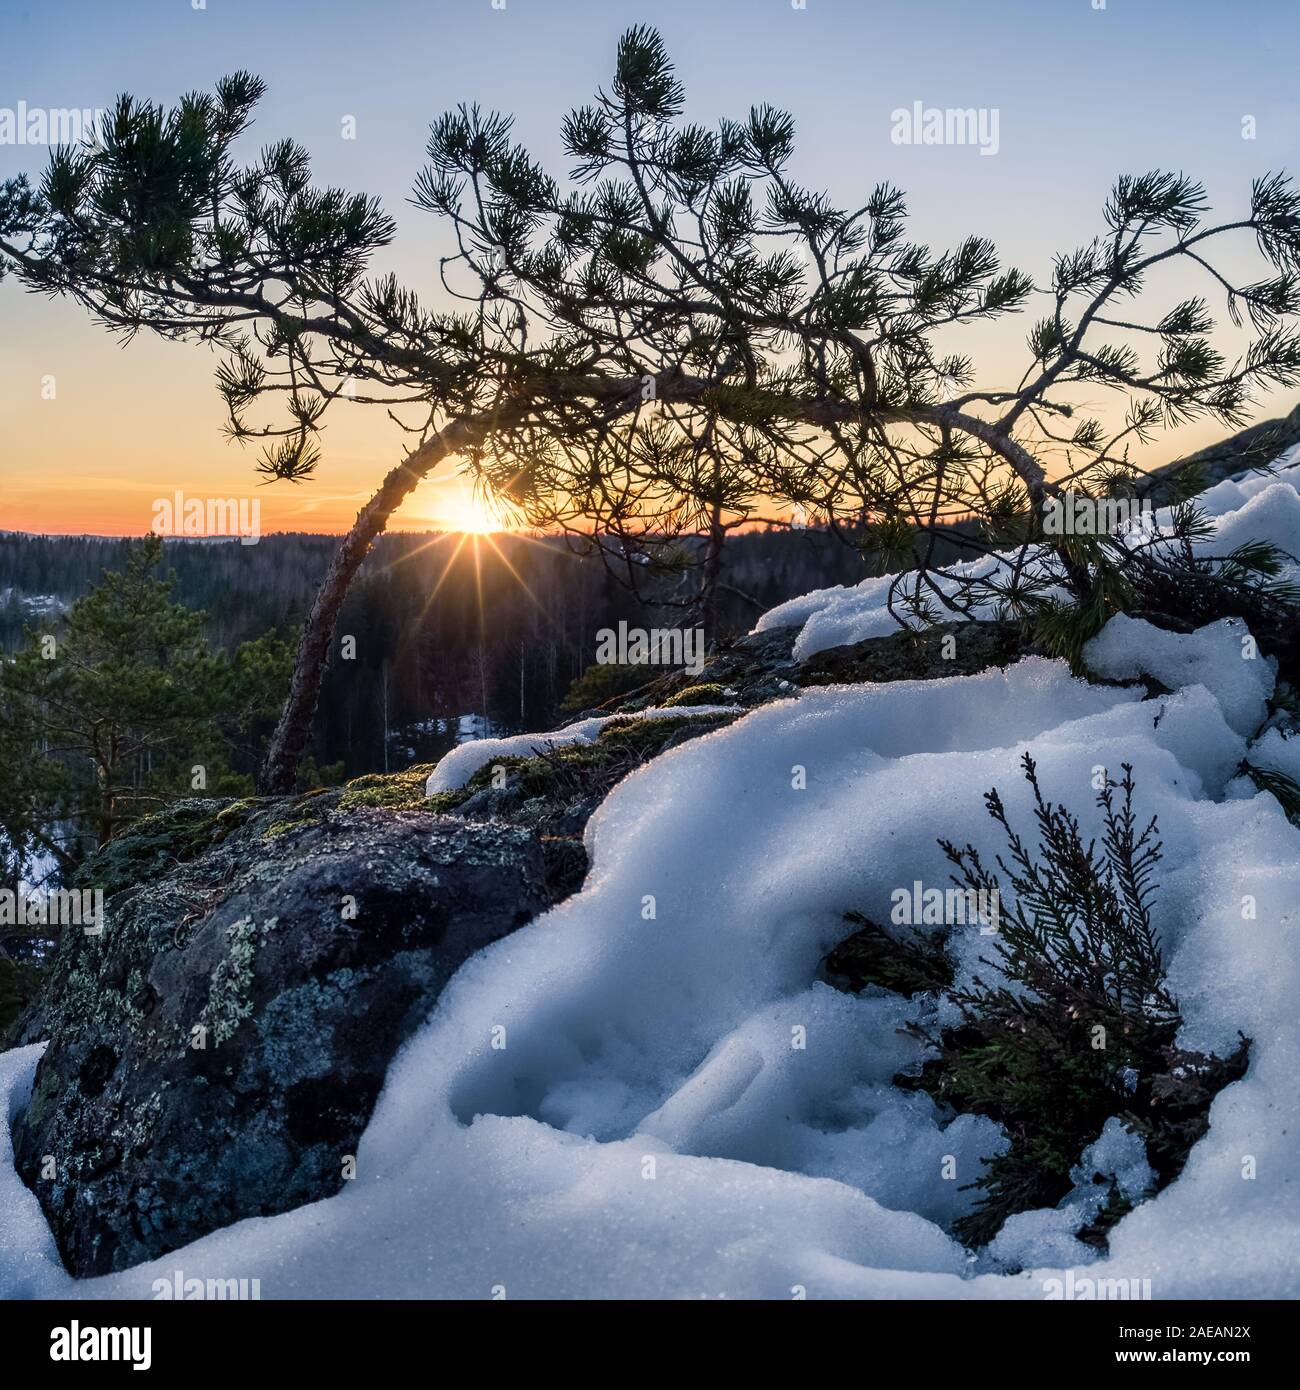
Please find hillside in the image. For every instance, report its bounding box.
[3,448,1298,1299]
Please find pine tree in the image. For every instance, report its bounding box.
[5,29,1300,789]
[0,538,280,882]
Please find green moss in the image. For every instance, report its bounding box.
[595,712,732,748]
[336,764,437,811]
[263,819,303,838]
[558,662,649,714]
[215,798,270,829]
[73,797,264,898]
[660,682,730,707]
[250,787,336,839]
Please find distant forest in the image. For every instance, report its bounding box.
[0,527,867,778]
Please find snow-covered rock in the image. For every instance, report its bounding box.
[1083,614,1273,738]
[425,704,741,795]
[758,454,1300,661]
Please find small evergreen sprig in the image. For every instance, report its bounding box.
[940,755,1177,1027]
[887,756,1248,1250]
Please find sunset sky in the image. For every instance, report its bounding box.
[2,0,1298,536]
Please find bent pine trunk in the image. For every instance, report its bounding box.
[256,416,487,794]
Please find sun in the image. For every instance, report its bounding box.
[435,486,514,535]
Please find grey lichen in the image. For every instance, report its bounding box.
[198,915,276,1047]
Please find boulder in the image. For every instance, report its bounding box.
[13,802,562,1276]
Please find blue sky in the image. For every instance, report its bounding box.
[1,0,1298,531]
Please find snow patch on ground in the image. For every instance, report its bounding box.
[425,704,741,795]
[0,1044,63,1299]
[1084,614,1273,738]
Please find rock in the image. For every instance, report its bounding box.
[433,710,739,837]
[13,803,561,1277]
[577,624,801,718]
[800,619,1038,686]
[1142,401,1300,503]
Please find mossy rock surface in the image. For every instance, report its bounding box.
[72,797,268,900]
[71,769,439,899]
[800,619,1038,687]
[14,804,571,1278]
[583,625,800,715]
[336,764,438,811]
[440,711,738,837]
[660,682,731,707]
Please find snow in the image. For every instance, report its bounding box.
[1203,479,1300,563]
[0,589,67,617]
[757,554,1027,659]
[4,459,1300,1299]
[987,1119,1156,1272]
[425,703,741,794]
[0,1044,64,1299]
[758,453,1300,660]
[1240,724,1300,785]
[1083,614,1273,738]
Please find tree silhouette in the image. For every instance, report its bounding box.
[4,27,1300,789]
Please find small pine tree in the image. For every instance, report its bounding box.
[0,537,289,879]
[7,29,1300,789]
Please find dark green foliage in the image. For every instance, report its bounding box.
[0,539,292,888]
[0,535,226,865]
[1027,496,1300,677]
[1030,582,1119,673]
[834,755,1249,1250]
[824,912,952,998]
[0,956,39,1044]
[1240,760,1300,825]
[558,662,649,714]
[1117,505,1300,680]
[940,756,1177,1025]
[914,756,1249,1247]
